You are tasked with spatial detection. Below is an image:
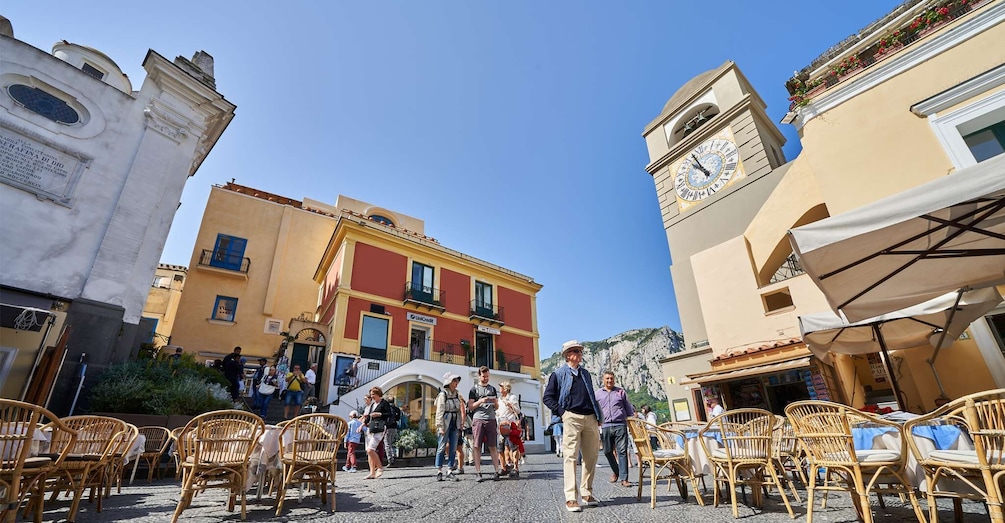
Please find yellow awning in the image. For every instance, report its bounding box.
[680,357,812,386]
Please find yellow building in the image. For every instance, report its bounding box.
[648,0,1005,419]
[139,264,187,348]
[169,182,338,365]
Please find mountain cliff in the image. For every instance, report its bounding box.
[541,326,685,399]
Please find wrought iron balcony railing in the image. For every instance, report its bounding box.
[198,249,250,273]
[769,253,806,284]
[469,299,504,325]
[403,281,445,311]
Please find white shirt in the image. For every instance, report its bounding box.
[496,393,520,422]
[710,404,724,417]
[645,411,657,425]
[305,368,317,386]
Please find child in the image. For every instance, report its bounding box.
[343,410,363,472]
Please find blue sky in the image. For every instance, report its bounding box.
[5,1,902,358]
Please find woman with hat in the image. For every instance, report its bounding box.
[434,372,464,481]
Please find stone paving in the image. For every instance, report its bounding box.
[46,453,991,523]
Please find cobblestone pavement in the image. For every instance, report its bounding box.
[47,453,990,522]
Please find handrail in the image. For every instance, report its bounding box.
[198,249,251,273]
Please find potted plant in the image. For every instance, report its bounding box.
[460,340,474,367]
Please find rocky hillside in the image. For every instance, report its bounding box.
[541,326,685,399]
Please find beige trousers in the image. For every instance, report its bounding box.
[561,411,600,502]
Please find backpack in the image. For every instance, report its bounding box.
[389,404,402,428]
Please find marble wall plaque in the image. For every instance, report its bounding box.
[0,125,88,206]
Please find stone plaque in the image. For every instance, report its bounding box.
[0,125,88,206]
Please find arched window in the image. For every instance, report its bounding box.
[368,214,395,226]
[672,103,719,142]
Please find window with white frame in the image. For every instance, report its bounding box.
[912,64,1005,169]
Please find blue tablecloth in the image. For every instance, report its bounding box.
[680,429,723,448]
[910,424,963,450]
[852,426,898,450]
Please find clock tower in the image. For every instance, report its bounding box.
[642,61,788,349]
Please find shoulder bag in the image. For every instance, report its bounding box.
[258,381,277,396]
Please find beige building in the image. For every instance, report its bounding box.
[649,0,1005,419]
[139,264,187,348]
[169,183,338,365]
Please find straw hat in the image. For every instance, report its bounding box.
[561,340,585,357]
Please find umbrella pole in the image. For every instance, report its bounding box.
[874,325,906,412]
[925,289,964,403]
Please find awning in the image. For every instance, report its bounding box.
[680,357,812,385]
[788,153,1005,322]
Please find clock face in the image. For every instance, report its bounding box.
[674,138,739,202]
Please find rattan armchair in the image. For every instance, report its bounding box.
[903,388,1005,523]
[43,415,129,523]
[786,400,926,523]
[701,408,795,519]
[0,399,74,523]
[772,415,805,503]
[170,410,264,523]
[275,414,348,515]
[627,417,704,509]
[129,426,171,484]
[104,423,138,496]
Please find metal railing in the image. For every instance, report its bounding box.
[769,254,805,284]
[198,249,251,273]
[339,341,527,395]
[403,281,444,308]
[469,300,504,323]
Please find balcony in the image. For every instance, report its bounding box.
[195,249,250,279]
[769,254,806,284]
[469,299,504,327]
[403,281,445,313]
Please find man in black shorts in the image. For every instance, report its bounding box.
[468,366,502,482]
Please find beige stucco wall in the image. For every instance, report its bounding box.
[170,187,336,361]
[797,18,1005,215]
[141,265,186,347]
[691,236,833,354]
[659,347,713,421]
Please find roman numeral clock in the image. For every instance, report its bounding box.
[672,128,746,211]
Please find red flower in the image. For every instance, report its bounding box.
[938,7,949,15]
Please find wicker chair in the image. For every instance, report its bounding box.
[903,388,1005,523]
[786,400,926,523]
[772,415,805,503]
[43,415,129,523]
[701,408,795,519]
[129,426,171,484]
[170,410,264,523]
[275,414,348,515]
[104,423,138,496]
[0,399,75,523]
[627,417,704,509]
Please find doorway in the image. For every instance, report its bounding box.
[410,326,430,361]
[475,331,493,368]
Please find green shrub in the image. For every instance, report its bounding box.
[396,428,439,454]
[89,354,233,415]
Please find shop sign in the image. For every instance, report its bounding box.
[407,312,436,325]
[477,325,500,335]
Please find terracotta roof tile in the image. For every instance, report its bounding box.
[712,337,803,362]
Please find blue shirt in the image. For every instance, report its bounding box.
[345,419,363,444]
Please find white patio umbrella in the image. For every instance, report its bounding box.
[788,154,1005,323]
[800,287,1003,408]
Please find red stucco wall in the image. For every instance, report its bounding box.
[498,286,532,331]
[351,243,407,299]
[439,268,470,315]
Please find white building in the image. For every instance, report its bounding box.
[0,16,235,413]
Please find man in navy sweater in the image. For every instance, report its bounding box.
[543,340,603,513]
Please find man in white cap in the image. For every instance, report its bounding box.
[543,340,603,512]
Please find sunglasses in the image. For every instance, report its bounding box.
[567,349,582,354]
